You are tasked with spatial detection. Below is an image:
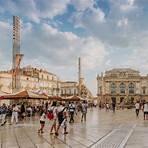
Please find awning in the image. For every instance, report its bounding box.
[3,90,48,100]
[63,96,86,101]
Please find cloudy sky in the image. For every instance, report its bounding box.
[0,0,148,95]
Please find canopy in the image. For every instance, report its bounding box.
[63,96,86,102]
[0,90,10,100]
[48,96,63,101]
[3,90,48,100]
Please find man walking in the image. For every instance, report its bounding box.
[81,101,88,122]
[11,104,19,124]
[68,102,75,123]
[135,101,140,117]
[1,103,7,126]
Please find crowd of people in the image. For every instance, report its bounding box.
[135,101,148,120]
[1,99,148,136]
[0,100,88,136]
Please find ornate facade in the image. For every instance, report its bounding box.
[60,80,93,99]
[97,68,148,104]
[60,81,78,97]
[0,66,60,95]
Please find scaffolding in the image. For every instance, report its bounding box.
[12,16,23,93]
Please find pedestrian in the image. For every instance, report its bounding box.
[68,102,75,123]
[38,111,46,134]
[47,101,57,135]
[55,103,66,136]
[20,103,26,120]
[143,102,148,120]
[11,104,19,124]
[94,100,97,108]
[112,102,116,113]
[61,108,68,135]
[106,103,109,112]
[0,106,2,124]
[81,101,88,122]
[1,103,7,126]
[135,101,140,117]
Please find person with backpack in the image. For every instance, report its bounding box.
[55,102,66,136]
[47,101,57,135]
[68,102,75,123]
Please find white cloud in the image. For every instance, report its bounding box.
[71,0,93,11]
[120,0,136,11]
[21,23,106,70]
[36,0,70,19]
[0,0,70,23]
[0,21,12,70]
[117,18,128,27]
[72,7,105,29]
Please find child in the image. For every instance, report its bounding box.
[38,111,46,134]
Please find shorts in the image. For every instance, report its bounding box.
[144,112,148,115]
[58,118,64,125]
[50,119,56,125]
[40,121,45,124]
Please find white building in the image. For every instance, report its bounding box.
[60,81,78,97]
[0,66,60,96]
[97,68,148,104]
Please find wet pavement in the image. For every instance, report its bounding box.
[0,108,148,148]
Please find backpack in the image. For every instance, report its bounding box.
[47,107,54,120]
[57,107,65,122]
[69,104,75,112]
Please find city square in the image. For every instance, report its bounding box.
[1,108,148,148]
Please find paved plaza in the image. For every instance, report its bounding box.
[0,108,148,148]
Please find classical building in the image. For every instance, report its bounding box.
[60,80,93,99]
[60,81,78,97]
[0,66,60,95]
[97,68,148,104]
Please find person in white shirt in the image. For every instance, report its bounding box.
[11,104,19,124]
[143,102,148,120]
[38,111,46,133]
[135,101,140,117]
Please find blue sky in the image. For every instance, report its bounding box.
[0,0,148,95]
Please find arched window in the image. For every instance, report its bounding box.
[129,83,135,94]
[110,83,116,94]
[61,89,63,95]
[142,87,146,94]
[120,83,126,94]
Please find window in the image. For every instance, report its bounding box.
[142,87,146,94]
[69,89,71,94]
[120,83,126,94]
[128,83,135,94]
[64,89,66,94]
[74,89,76,95]
[110,83,116,94]
[61,89,63,94]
